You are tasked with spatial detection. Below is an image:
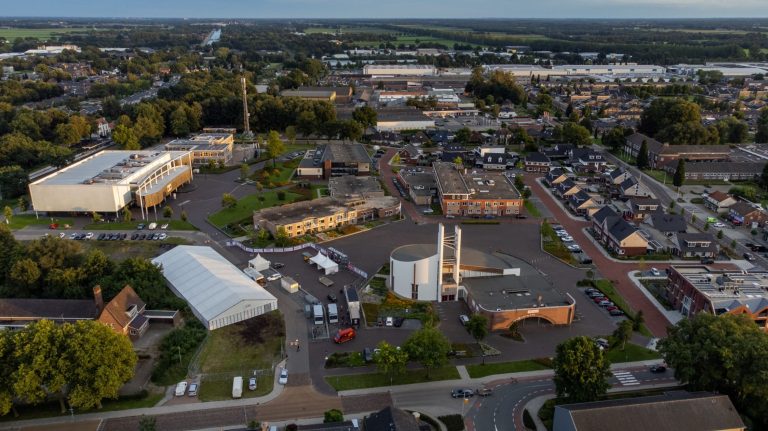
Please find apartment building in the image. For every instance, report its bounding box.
[433,162,523,217]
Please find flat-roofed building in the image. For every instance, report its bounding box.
[398,171,437,206]
[433,162,523,217]
[363,64,436,77]
[296,143,372,179]
[165,132,234,167]
[29,150,194,218]
[328,176,384,199]
[667,266,768,329]
[376,108,436,131]
[254,196,401,238]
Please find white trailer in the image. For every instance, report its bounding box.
[344,286,361,326]
[281,276,299,293]
[327,303,338,324]
[232,376,243,399]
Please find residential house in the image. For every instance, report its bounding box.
[553,391,745,431]
[592,206,648,256]
[619,176,653,198]
[624,197,661,221]
[728,201,768,227]
[545,167,569,187]
[704,191,737,214]
[567,190,601,216]
[673,233,718,259]
[554,179,582,199]
[524,152,551,173]
[625,133,664,165]
[624,133,730,169]
[478,152,514,170]
[644,213,687,236]
[606,168,632,185]
[370,131,403,146]
[95,285,150,341]
[399,144,423,164]
[568,148,608,172]
[95,117,112,137]
[542,143,574,160]
[440,144,472,163]
[661,161,764,182]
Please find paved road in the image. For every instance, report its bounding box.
[467,366,678,431]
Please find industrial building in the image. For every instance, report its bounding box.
[296,143,372,179]
[254,196,401,238]
[389,224,575,330]
[328,176,384,199]
[152,246,278,330]
[164,132,234,167]
[433,162,523,217]
[363,64,436,77]
[29,150,194,218]
[375,108,436,131]
[666,266,768,329]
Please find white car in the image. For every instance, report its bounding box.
[174,381,188,396]
[567,245,581,252]
[385,316,394,327]
[59,232,66,238]
[85,232,94,240]
[266,273,282,282]
[69,233,77,239]
[713,222,726,228]
[561,236,574,243]
[278,368,288,385]
[187,383,198,396]
[161,223,169,229]
[650,268,661,276]
[158,233,167,240]
[249,377,257,390]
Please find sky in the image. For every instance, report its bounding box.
[3,0,767,19]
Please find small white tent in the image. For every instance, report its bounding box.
[310,253,339,275]
[248,254,271,272]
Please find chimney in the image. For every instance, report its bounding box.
[93,286,104,313]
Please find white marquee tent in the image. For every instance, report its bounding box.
[248,254,271,272]
[152,245,277,330]
[310,253,339,275]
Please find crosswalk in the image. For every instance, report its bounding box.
[612,370,640,386]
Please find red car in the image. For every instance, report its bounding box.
[606,306,619,312]
[593,296,608,303]
[48,223,58,230]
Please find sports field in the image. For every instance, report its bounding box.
[0,27,95,40]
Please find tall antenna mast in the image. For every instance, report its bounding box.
[241,76,252,137]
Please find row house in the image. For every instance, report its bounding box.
[728,201,768,227]
[591,206,648,256]
[524,152,551,173]
[704,191,737,214]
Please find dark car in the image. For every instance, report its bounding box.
[327,294,337,303]
[650,364,667,373]
[515,214,528,219]
[120,233,127,240]
[609,309,625,316]
[137,223,145,230]
[744,252,756,261]
[98,233,106,240]
[131,233,138,240]
[451,389,474,398]
[394,316,405,327]
[272,262,285,269]
[700,257,715,264]
[362,348,373,363]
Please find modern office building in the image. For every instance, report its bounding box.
[296,143,372,179]
[164,132,234,167]
[29,150,194,219]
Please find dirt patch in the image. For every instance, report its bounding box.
[238,312,286,344]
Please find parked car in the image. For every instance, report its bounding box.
[744,253,756,261]
[451,388,474,398]
[187,383,198,396]
[595,338,609,349]
[174,381,188,396]
[272,262,285,269]
[650,267,661,276]
[363,348,374,363]
[327,294,337,303]
[459,314,470,326]
[593,296,608,303]
[476,388,493,397]
[700,257,715,264]
[713,222,726,228]
[158,233,167,240]
[98,233,106,240]
[394,316,405,327]
[137,223,145,230]
[650,364,667,373]
[599,300,614,307]
[267,273,282,282]
[609,309,625,316]
[131,233,138,240]
[385,316,394,327]
[278,368,288,385]
[606,306,619,312]
[85,232,94,240]
[561,236,574,243]
[161,223,169,229]
[567,245,581,252]
[248,377,257,390]
[515,214,528,219]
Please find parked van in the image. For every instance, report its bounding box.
[313,304,324,325]
[327,303,338,324]
[148,222,157,230]
[333,327,356,344]
[232,376,243,399]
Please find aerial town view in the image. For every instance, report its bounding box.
[1,1,768,430]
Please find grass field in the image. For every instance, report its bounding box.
[325,366,460,391]
[197,312,283,401]
[466,360,550,378]
[0,27,97,40]
[0,390,163,422]
[6,214,73,230]
[208,190,302,228]
[304,26,393,34]
[524,200,542,218]
[605,343,662,363]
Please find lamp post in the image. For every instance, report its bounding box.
[177,346,182,366]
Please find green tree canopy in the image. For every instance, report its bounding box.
[673,159,686,187]
[636,140,649,169]
[373,340,408,385]
[561,122,592,147]
[266,130,285,167]
[553,336,611,403]
[402,324,451,377]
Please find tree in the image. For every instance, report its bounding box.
[453,156,463,168]
[373,340,408,385]
[757,108,768,143]
[9,258,41,291]
[180,210,188,222]
[12,320,71,412]
[169,105,190,137]
[672,159,686,187]
[122,207,132,223]
[717,229,724,239]
[54,123,80,146]
[2,206,11,224]
[266,130,285,167]
[352,106,377,129]
[633,309,644,332]
[274,226,290,247]
[240,163,249,181]
[561,122,592,147]
[285,125,297,145]
[402,325,451,378]
[323,409,344,423]
[466,314,489,363]
[761,163,768,190]
[112,124,140,150]
[639,98,701,139]
[553,336,611,403]
[612,319,634,350]
[659,313,768,428]
[64,321,136,409]
[603,126,628,152]
[91,211,102,223]
[636,140,649,170]
[163,206,173,219]
[0,330,16,416]
[139,416,157,431]
[221,193,237,209]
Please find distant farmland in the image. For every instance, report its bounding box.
[0,27,96,40]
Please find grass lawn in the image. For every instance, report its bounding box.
[605,343,662,363]
[196,312,283,401]
[7,214,73,230]
[84,220,197,231]
[325,366,460,391]
[541,222,576,265]
[0,27,96,39]
[466,360,551,378]
[524,200,542,217]
[251,159,298,187]
[362,302,382,326]
[0,390,163,422]
[208,190,302,228]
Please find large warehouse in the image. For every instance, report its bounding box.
[389,224,575,330]
[152,246,277,330]
[29,150,194,218]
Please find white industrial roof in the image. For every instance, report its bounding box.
[152,246,276,323]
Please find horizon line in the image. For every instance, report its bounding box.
[1,16,768,20]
